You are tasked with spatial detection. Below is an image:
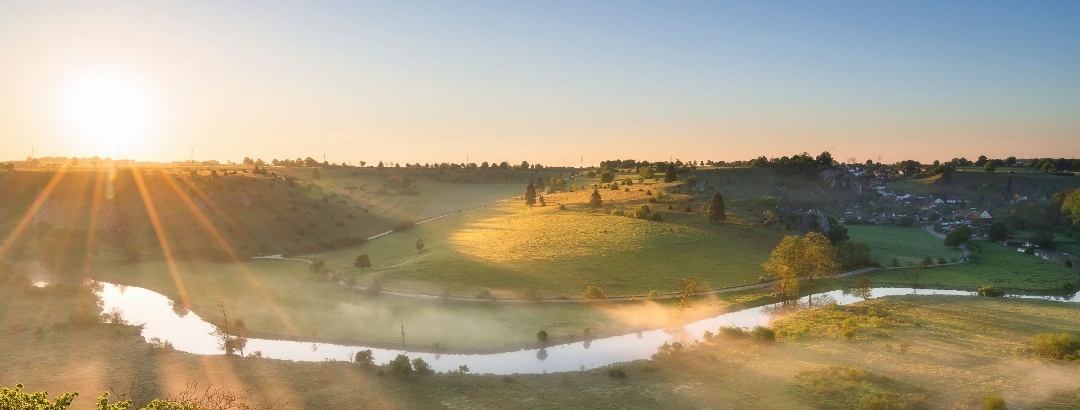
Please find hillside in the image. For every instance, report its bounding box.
[0,167,543,277]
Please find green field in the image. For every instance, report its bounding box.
[872,241,1078,292]
[308,187,785,298]
[846,225,964,266]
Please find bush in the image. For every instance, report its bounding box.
[751,326,776,342]
[651,341,684,360]
[387,354,413,377]
[1031,333,1080,360]
[977,285,1005,297]
[606,366,626,379]
[354,349,374,367]
[582,284,606,300]
[981,395,1008,410]
[718,326,749,338]
[536,330,548,343]
[412,357,434,376]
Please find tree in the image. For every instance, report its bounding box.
[1062,189,1080,227]
[944,225,973,248]
[210,300,247,356]
[589,188,603,209]
[525,181,537,207]
[600,170,615,183]
[987,221,1008,241]
[983,162,997,173]
[535,176,545,192]
[664,163,677,183]
[707,193,726,223]
[761,232,840,297]
[387,354,413,377]
[412,357,434,376]
[583,284,606,299]
[415,238,425,252]
[354,349,374,367]
[536,330,548,343]
[677,276,700,309]
[354,254,371,269]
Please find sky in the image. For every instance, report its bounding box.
[1,1,1078,166]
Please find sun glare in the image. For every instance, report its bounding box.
[60,67,157,157]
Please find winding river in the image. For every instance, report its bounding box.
[96,282,1079,375]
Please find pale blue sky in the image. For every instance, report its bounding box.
[1,1,1078,165]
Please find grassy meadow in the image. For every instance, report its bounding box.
[309,178,789,298]
[846,225,964,266]
[872,241,1079,292]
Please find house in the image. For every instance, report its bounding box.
[970,210,993,227]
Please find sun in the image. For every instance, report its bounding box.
[60,67,158,157]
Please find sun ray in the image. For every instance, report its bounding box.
[81,170,107,282]
[0,169,68,260]
[129,170,190,308]
[158,173,301,334]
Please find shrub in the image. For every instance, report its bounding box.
[977,285,1005,297]
[582,284,606,300]
[651,341,684,360]
[1031,333,1080,360]
[647,290,660,299]
[354,349,374,367]
[718,326,748,338]
[981,395,1008,410]
[606,366,626,379]
[750,326,776,342]
[412,357,434,376]
[387,354,413,377]
[536,330,548,343]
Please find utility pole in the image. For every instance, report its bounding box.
[399,322,406,348]
[30,145,35,159]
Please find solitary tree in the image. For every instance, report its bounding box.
[415,238,425,252]
[525,181,537,207]
[677,276,700,309]
[707,193,727,223]
[664,163,678,183]
[589,188,603,209]
[761,232,840,297]
[944,225,973,248]
[211,300,248,356]
[354,253,371,269]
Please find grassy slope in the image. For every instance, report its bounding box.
[888,168,1080,199]
[872,241,1079,292]
[311,178,786,298]
[4,278,1078,409]
[846,225,964,266]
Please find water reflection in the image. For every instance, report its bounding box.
[94,281,1080,375]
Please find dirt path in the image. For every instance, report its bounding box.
[256,219,969,303]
